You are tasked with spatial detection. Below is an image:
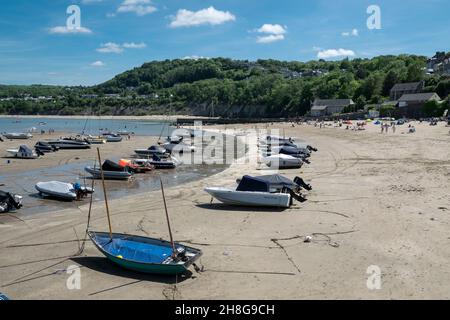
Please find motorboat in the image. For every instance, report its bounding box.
[205,175,304,208]
[134,155,178,169]
[86,136,107,144]
[35,181,94,201]
[102,133,123,142]
[6,145,39,159]
[134,145,168,157]
[46,139,91,150]
[2,132,33,140]
[163,142,196,154]
[35,141,59,153]
[264,154,303,169]
[85,160,133,180]
[118,159,155,173]
[0,190,23,213]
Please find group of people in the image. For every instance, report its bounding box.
[380,121,396,134]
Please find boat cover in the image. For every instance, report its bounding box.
[236,175,270,192]
[19,145,34,156]
[36,181,75,195]
[94,233,178,264]
[102,160,125,172]
[257,174,297,188]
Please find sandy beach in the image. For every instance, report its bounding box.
[1,120,450,299]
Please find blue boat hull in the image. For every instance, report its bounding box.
[88,231,202,275]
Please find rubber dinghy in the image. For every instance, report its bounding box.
[88,231,202,275]
[35,181,94,201]
[85,160,133,180]
[264,154,303,169]
[205,175,295,208]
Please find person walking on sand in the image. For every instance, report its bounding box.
[381,122,384,133]
[392,122,396,134]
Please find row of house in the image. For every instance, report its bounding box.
[427,51,450,75]
[309,80,445,119]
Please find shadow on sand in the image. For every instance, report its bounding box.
[195,203,287,213]
[70,256,194,285]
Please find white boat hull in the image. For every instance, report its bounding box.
[85,167,132,180]
[204,187,291,208]
[6,149,38,159]
[35,181,93,201]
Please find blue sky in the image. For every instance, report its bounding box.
[0,0,449,86]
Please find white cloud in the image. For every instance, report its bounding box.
[97,42,123,53]
[312,46,322,52]
[257,34,285,44]
[170,6,236,28]
[255,23,287,43]
[182,55,209,60]
[91,60,106,67]
[49,26,92,34]
[342,28,358,37]
[117,0,157,16]
[317,48,355,59]
[123,42,147,49]
[257,24,287,35]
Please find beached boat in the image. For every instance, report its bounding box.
[88,231,202,275]
[46,139,91,150]
[264,154,303,169]
[86,136,107,144]
[85,160,133,180]
[88,149,202,275]
[35,181,94,201]
[6,145,39,159]
[2,133,33,140]
[152,155,179,169]
[103,133,123,142]
[205,175,293,208]
[236,174,311,192]
[35,141,59,153]
[118,159,155,173]
[0,190,23,213]
[134,145,167,157]
[163,142,196,154]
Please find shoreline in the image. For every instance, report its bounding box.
[0,115,215,121]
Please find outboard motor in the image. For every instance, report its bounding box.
[294,177,312,191]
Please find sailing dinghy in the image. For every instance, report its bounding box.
[88,148,202,275]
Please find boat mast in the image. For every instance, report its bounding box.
[97,148,113,240]
[160,178,176,258]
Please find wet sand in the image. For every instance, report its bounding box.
[1,121,450,299]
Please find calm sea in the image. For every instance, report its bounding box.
[0,117,173,136]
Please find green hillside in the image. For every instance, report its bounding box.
[1,55,449,117]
